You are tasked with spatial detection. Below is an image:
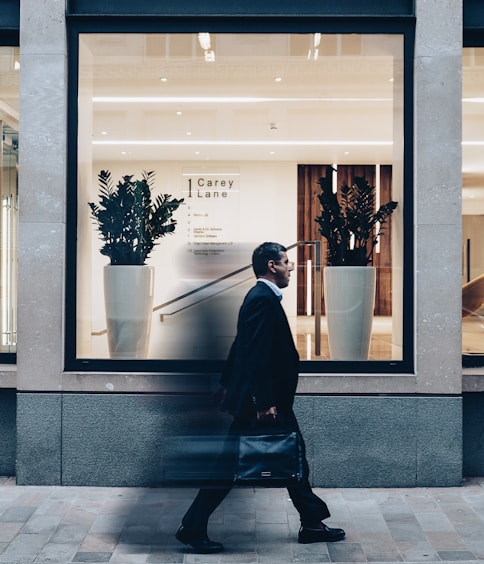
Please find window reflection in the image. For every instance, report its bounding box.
[463,48,484,362]
[0,47,19,354]
[77,33,404,362]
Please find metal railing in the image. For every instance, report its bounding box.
[154,240,322,355]
[287,241,321,356]
[93,240,322,356]
[154,264,253,318]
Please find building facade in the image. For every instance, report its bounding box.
[1,0,484,487]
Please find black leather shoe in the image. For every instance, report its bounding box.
[298,522,346,543]
[175,526,224,554]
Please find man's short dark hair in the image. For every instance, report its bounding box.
[252,242,287,277]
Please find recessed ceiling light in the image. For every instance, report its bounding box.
[195,151,200,155]
[198,32,211,51]
[160,77,168,82]
[274,77,282,82]
[101,131,108,135]
[176,111,182,115]
[204,50,215,62]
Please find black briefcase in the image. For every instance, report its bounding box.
[234,430,304,487]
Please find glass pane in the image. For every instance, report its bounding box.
[0,47,18,353]
[77,33,404,362]
[463,47,484,360]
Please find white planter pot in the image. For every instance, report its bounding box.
[323,266,376,360]
[103,265,154,359]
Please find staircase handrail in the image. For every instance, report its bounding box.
[92,240,322,356]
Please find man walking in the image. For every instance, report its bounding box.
[176,242,345,553]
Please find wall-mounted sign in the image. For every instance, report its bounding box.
[182,167,240,257]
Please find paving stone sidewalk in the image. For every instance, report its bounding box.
[1,476,484,563]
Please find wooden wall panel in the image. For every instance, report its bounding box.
[297,164,328,315]
[375,165,393,316]
[297,164,394,316]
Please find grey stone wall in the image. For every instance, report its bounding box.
[298,395,462,488]
[16,393,62,485]
[15,393,462,487]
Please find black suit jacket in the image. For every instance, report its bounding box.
[221,280,300,418]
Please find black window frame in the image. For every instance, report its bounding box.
[462,1,484,368]
[0,0,19,364]
[65,11,415,374]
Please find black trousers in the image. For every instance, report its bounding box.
[181,410,331,533]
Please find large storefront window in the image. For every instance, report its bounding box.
[463,47,484,364]
[75,32,405,367]
[0,47,18,356]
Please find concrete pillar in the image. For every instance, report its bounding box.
[414,0,463,394]
[16,0,67,484]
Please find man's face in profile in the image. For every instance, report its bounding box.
[272,252,294,289]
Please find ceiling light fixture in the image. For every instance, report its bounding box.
[204,50,215,62]
[94,140,392,147]
[198,32,211,50]
[307,48,319,61]
[93,96,391,103]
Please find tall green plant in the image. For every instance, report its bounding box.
[314,166,398,266]
[88,170,184,265]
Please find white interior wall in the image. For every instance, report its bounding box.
[86,160,298,357]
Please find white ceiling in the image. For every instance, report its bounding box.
[80,33,400,164]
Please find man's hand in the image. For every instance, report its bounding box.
[257,405,277,422]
